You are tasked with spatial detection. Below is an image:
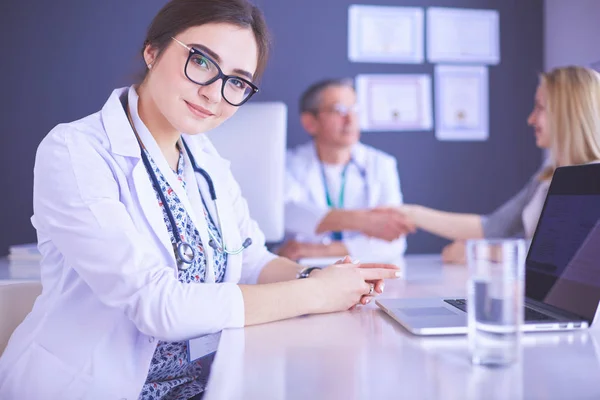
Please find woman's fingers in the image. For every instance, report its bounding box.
[358,267,402,280]
[362,280,384,296]
[335,255,352,265]
[353,282,381,308]
[335,262,399,270]
[349,295,373,309]
[374,280,385,294]
[358,262,400,270]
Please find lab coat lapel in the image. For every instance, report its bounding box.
[100,87,141,159]
[366,168,380,206]
[179,141,218,282]
[131,161,177,265]
[142,138,203,234]
[183,135,243,282]
[351,143,379,206]
[125,87,203,235]
[100,88,176,265]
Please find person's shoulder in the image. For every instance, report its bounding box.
[33,110,118,182]
[40,111,108,153]
[286,141,315,167]
[356,142,397,166]
[286,141,314,158]
[41,87,133,154]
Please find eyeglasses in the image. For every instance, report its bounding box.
[314,103,360,117]
[171,37,259,106]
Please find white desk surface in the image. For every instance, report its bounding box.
[3,255,599,398]
[204,255,600,400]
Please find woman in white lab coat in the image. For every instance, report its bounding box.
[0,1,400,399]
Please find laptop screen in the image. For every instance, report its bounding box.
[526,164,600,322]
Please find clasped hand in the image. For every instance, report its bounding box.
[310,256,401,312]
[360,206,416,242]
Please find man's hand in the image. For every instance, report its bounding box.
[277,240,308,261]
[277,240,348,261]
[359,207,416,242]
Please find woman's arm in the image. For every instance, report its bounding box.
[34,127,250,342]
[256,256,309,283]
[402,180,535,241]
[240,258,401,326]
[239,278,321,326]
[403,205,484,240]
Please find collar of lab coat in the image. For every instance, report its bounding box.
[100,87,141,158]
[349,142,368,170]
[99,87,240,280]
[100,86,231,172]
[302,140,369,208]
[304,140,368,171]
[99,88,175,265]
[124,87,204,237]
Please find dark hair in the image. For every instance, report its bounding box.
[141,0,271,81]
[299,78,354,113]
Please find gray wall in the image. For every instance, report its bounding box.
[544,0,600,71]
[0,0,544,256]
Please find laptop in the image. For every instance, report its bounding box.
[377,163,600,335]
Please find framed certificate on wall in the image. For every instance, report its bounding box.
[356,74,432,132]
[434,65,489,141]
[348,5,424,64]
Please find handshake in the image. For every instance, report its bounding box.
[356,205,417,242]
[277,205,420,261]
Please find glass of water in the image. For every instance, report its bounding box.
[466,239,526,367]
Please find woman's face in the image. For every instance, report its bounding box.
[527,83,551,149]
[143,23,259,135]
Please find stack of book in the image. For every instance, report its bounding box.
[8,243,41,262]
[6,243,41,280]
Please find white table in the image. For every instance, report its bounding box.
[4,255,599,398]
[203,255,600,400]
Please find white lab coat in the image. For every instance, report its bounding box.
[0,87,276,399]
[285,141,407,261]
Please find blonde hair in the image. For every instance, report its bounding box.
[539,66,600,180]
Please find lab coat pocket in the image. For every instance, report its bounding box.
[1,342,92,400]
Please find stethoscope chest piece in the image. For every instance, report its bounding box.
[176,242,195,270]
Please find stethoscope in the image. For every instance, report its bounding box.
[123,99,252,270]
[319,157,367,241]
[318,157,367,200]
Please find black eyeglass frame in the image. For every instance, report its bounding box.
[172,37,259,107]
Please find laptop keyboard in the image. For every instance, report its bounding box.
[444,299,557,321]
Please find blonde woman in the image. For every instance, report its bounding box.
[400,66,600,264]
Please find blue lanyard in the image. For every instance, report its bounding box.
[320,162,350,241]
